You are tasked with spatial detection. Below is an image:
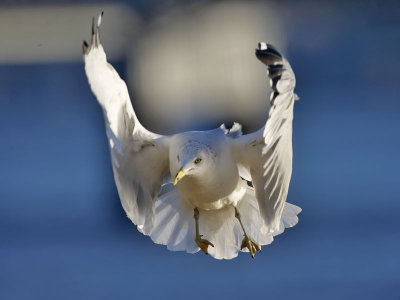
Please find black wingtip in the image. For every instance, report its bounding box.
[94,12,103,46]
[270,92,279,105]
[91,17,95,35]
[255,42,283,66]
[82,40,89,54]
[85,13,105,53]
[264,43,282,58]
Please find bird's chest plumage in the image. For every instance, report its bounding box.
[177,157,242,210]
[168,131,244,210]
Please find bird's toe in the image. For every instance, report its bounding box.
[195,235,214,255]
[241,236,261,259]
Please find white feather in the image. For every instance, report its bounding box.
[150,185,300,259]
[83,15,169,235]
[233,46,298,233]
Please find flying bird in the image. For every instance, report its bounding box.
[83,13,301,259]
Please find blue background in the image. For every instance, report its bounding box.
[1,1,400,299]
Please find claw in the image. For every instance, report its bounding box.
[241,235,261,259]
[196,234,214,255]
[234,207,262,258]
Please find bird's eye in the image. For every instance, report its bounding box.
[194,158,202,164]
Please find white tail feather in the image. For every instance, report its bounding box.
[148,186,301,259]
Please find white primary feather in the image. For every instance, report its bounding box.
[83,14,170,235]
[234,44,298,234]
[83,14,301,259]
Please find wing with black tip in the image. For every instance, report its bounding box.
[83,13,170,234]
[233,43,299,232]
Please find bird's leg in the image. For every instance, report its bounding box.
[194,208,214,254]
[235,207,261,258]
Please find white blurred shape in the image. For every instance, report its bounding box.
[129,1,286,133]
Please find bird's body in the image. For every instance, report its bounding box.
[169,129,242,210]
[83,13,301,259]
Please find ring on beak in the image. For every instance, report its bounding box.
[174,168,187,185]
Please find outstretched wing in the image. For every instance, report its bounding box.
[83,13,170,234]
[233,43,299,233]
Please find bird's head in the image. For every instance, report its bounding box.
[173,141,215,185]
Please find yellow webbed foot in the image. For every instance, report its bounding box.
[195,234,214,255]
[241,236,261,259]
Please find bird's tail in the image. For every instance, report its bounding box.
[148,186,301,259]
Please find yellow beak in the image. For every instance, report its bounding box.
[174,168,187,185]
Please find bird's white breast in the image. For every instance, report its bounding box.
[169,130,242,210]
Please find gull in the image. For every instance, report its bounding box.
[83,13,301,259]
